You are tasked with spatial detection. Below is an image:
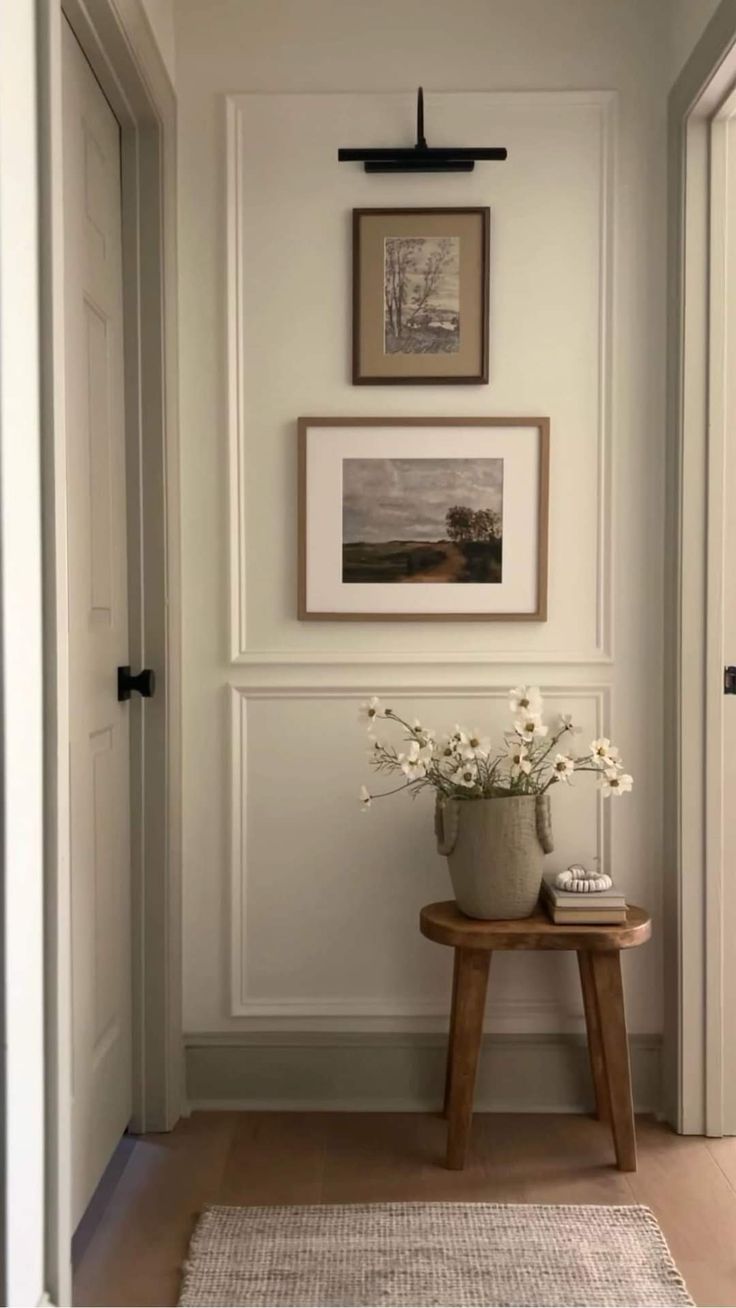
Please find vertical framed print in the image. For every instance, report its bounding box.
[352,207,490,385]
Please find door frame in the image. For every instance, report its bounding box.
[0,2,46,1303]
[665,1,736,1136]
[38,0,182,1299]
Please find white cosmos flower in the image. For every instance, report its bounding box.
[514,714,549,744]
[434,735,460,771]
[459,728,491,761]
[409,739,433,764]
[399,741,429,780]
[551,753,576,783]
[590,738,621,768]
[359,785,372,810]
[510,685,543,716]
[452,762,479,789]
[601,769,633,797]
[509,745,532,778]
[359,697,382,730]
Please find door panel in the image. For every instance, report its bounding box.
[84,300,115,620]
[62,17,133,1225]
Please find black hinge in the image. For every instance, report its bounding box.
[725,666,736,694]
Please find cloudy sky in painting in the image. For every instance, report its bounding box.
[342,457,503,543]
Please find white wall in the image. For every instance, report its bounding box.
[669,0,721,81]
[140,0,176,84]
[0,0,46,1299]
[176,0,670,1078]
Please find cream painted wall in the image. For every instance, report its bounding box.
[669,0,721,80]
[140,0,176,84]
[176,0,671,1062]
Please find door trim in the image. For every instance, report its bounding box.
[0,2,46,1303]
[38,0,181,1299]
[665,1,736,1136]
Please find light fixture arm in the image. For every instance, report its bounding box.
[337,87,508,173]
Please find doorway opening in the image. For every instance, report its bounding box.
[39,0,182,1300]
[666,14,736,1139]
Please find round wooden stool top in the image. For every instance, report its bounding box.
[420,900,651,952]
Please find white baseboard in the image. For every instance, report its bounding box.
[184,1031,661,1114]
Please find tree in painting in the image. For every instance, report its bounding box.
[384,237,459,354]
[446,505,502,544]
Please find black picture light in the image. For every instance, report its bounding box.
[338,87,508,174]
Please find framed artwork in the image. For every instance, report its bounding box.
[298,417,549,622]
[352,207,490,385]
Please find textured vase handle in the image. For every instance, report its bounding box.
[435,797,460,856]
[536,792,554,853]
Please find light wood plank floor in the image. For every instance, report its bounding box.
[73,1112,736,1307]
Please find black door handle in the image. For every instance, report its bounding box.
[117,665,156,702]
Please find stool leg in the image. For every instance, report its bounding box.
[443,948,460,1117]
[577,950,611,1122]
[446,948,491,1170]
[591,949,637,1172]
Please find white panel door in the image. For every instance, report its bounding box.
[61,18,133,1224]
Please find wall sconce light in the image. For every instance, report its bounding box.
[338,87,508,173]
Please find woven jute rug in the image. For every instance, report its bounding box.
[179,1201,693,1307]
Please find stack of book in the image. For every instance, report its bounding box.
[541,872,627,924]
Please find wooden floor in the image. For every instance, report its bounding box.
[73,1111,736,1307]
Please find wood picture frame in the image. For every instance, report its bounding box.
[298,417,549,622]
[352,208,490,385]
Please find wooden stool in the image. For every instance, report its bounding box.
[419,900,651,1172]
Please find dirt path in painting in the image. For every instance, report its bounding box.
[403,542,465,582]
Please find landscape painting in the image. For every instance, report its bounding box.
[383,236,460,355]
[342,457,503,584]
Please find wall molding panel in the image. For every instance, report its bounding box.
[225,90,616,666]
[230,684,612,1021]
[180,4,667,1092]
[232,649,616,670]
[227,663,614,693]
[594,93,615,658]
[226,96,248,661]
